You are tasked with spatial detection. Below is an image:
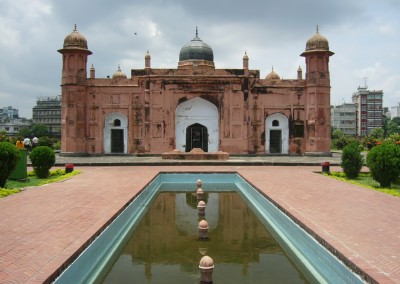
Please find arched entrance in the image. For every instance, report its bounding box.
[104,112,128,154]
[265,113,289,154]
[185,123,208,152]
[175,97,219,152]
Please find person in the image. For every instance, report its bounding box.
[32,136,39,149]
[23,137,31,153]
[16,137,24,149]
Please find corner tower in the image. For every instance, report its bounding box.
[301,27,334,154]
[58,25,92,154]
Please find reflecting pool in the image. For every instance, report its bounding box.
[100,192,308,283]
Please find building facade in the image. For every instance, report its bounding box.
[0,106,19,121]
[32,96,62,137]
[0,118,30,137]
[58,26,334,155]
[331,103,357,136]
[391,103,400,118]
[352,87,383,136]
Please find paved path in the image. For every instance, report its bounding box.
[0,164,399,283]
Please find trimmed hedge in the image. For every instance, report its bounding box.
[29,146,55,178]
[0,142,21,188]
[366,141,400,187]
[341,142,363,179]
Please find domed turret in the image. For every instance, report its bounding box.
[112,65,127,79]
[61,25,91,54]
[301,26,333,56]
[178,27,214,69]
[266,67,280,80]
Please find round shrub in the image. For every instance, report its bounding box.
[0,142,21,188]
[29,146,55,178]
[366,141,400,187]
[341,141,363,179]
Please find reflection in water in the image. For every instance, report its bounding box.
[101,192,309,284]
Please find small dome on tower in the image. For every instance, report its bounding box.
[112,65,127,79]
[304,26,331,53]
[63,25,89,50]
[266,67,280,80]
[199,256,214,269]
[243,51,249,60]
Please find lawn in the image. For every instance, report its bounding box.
[324,172,400,197]
[0,169,80,198]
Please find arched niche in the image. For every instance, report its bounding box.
[104,112,128,154]
[265,113,289,154]
[175,97,219,152]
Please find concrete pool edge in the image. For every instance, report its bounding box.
[51,172,368,283]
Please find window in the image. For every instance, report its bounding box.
[114,119,121,127]
[272,120,279,127]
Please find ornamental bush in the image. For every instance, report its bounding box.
[366,141,400,187]
[341,141,363,179]
[29,146,55,178]
[0,142,21,188]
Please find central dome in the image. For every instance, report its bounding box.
[178,28,214,69]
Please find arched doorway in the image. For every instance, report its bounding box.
[175,97,219,152]
[185,123,208,152]
[265,113,289,154]
[104,112,128,154]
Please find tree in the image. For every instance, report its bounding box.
[369,128,384,140]
[387,121,400,136]
[0,142,21,188]
[31,124,49,138]
[18,127,31,138]
[366,141,400,187]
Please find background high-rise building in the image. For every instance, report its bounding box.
[352,86,383,136]
[331,103,357,136]
[32,96,62,137]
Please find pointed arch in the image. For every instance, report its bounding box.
[104,112,128,154]
[175,97,219,152]
[265,113,289,154]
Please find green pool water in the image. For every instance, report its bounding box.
[100,192,309,283]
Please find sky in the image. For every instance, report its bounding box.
[1,0,400,119]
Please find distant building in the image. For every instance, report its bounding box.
[0,118,30,137]
[331,103,357,136]
[0,106,19,121]
[352,87,383,136]
[32,96,62,137]
[391,103,400,118]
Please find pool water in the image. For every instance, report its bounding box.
[100,192,309,283]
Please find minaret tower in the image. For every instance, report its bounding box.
[58,25,92,154]
[301,26,334,154]
[58,25,92,85]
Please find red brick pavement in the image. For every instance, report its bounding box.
[0,166,399,283]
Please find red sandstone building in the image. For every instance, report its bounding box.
[58,26,333,155]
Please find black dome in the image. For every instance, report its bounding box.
[179,34,214,62]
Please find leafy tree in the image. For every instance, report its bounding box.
[341,141,363,179]
[0,142,21,188]
[387,121,400,136]
[366,141,400,187]
[392,117,400,125]
[18,127,31,138]
[332,128,344,140]
[369,128,384,140]
[31,124,49,138]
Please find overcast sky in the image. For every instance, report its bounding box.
[1,0,399,118]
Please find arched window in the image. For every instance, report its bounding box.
[272,120,279,127]
[114,119,121,127]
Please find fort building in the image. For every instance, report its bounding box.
[58,26,333,155]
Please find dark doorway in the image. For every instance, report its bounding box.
[269,130,282,153]
[111,129,124,153]
[185,123,208,152]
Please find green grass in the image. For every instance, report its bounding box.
[324,172,400,197]
[1,169,80,198]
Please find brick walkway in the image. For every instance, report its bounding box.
[0,166,399,283]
